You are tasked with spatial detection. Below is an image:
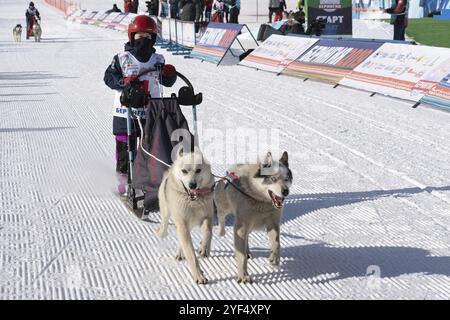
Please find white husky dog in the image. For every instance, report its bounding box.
[13,24,22,42]
[214,151,292,283]
[156,148,215,284]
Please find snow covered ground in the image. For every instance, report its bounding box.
[1,0,450,300]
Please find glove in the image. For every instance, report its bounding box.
[120,81,149,108]
[161,64,176,78]
[123,76,139,85]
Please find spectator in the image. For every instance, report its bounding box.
[124,0,133,12]
[160,0,169,17]
[384,0,408,41]
[228,0,240,24]
[106,4,122,13]
[131,0,139,13]
[146,0,159,15]
[179,0,201,22]
[268,0,282,23]
[213,0,225,22]
[169,0,179,18]
[205,0,213,22]
[274,0,286,22]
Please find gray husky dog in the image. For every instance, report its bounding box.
[214,151,292,284]
[156,148,215,284]
[33,20,41,42]
[13,24,22,42]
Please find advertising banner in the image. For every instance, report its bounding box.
[239,35,318,73]
[98,12,120,28]
[283,38,383,83]
[107,13,128,29]
[80,11,98,24]
[340,43,450,101]
[307,0,353,35]
[66,9,85,22]
[421,73,450,110]
[411,57,450,99]
[190,23,244,65]
[115,13,136,31]
[88,11,108,25]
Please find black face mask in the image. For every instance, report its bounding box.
[134,37,153,60]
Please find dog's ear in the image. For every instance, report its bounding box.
[262,152,273,168]
[279,151,289,167]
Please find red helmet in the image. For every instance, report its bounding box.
[128,15,157,42]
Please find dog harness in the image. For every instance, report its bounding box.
[181,182,215,201]
[224,171,241,189]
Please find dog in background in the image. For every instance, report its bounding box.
[33,20,41,42]
[13,24,22,42]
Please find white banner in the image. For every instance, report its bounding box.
[176,20,184,46]
[239,35,319,73]
[340,43,450,101]
[161,18,170,41]
[99,12,121,27]
[411,57,450,99]
[67,9,85,22]
[170,19,177,43]
[115,13,136,31]
[88,11,107,25]
[181,22,196,48]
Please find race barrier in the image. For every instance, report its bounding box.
[282,38,383,83]
[45,0,80,15]
[339,43,450,101]
[239,35,318,73]
[62,7,450,110]
[190,23,258,66]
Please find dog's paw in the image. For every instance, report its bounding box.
[198,247,209,258]
[269,253,280,266]
[195,273,208,285]
[237,275,252,284]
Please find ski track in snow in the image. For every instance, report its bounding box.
[1,0,450,300]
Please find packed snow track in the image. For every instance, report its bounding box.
[1,0,450,299]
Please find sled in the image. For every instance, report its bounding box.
[123,71,202,219]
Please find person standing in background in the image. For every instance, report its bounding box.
[160,0,169,17]
[384,0,408,41]
[274,0,286,22]
[228,0,240,23]
[268,0,281,23]
[131,0,139,13]
[124,0,133,12]
[205,0,213,21]
[169,0,179,18]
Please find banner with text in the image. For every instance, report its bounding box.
[421,72,450,110]
[307,0,353,35]
[283,38,383,83]
[239,35,318,73]
[340,43,450,101]
[190,23,244,65]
